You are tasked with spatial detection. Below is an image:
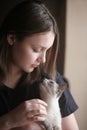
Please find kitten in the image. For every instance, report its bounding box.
[11,78,66,130]
[39,78,66,130]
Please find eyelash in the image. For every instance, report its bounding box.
[33,48,42,52]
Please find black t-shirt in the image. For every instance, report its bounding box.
[0,72,78,117]
[56,72,78,117]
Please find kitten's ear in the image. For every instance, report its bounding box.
[57,83,67,97]
[59,83,67,91]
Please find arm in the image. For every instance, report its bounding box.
[0,99,47,130]
[62,113,79,130]
[0,113,12,130]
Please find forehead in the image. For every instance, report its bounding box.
[22,31,55,48]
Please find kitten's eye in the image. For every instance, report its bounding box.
[49,80,54,85]
[48,80,54,86]
[50,81,54,84]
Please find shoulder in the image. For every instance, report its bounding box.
[55,72,79,117]
[56,72,65,85]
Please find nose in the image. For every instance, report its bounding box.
[37,52,46,64]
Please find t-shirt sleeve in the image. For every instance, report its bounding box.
[56,72,79,118]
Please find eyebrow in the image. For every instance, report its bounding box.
[32,44,48,50]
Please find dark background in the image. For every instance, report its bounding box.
[45,0,66,75]
[0,0,66,75]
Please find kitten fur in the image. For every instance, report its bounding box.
[39,78,66,130]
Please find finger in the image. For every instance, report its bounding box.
[35,99,48,107]
[27,99,48,107]
[27,102,47,113]
[27,99,48,113]
[27,108,47,118]
[34,115,47,121]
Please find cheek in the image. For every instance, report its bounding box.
[11,45,38,66]
[23,48,39,64]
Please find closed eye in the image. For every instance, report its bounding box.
[33,47,42,52]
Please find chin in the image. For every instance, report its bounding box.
[23,66,37,73]
[25,68,35,73]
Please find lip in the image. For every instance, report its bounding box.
[32,64,39,68]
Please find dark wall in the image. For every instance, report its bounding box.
[45,0,66,75]
[0,0,27,27]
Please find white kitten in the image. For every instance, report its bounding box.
[39,78,66,130]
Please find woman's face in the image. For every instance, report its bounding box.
[10,31,55,73]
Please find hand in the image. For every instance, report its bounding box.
[11,122,46,130]
[8,99,47,128]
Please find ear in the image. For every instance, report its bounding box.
[7,34,16,45]
[59,83,67,91]
[57,83,67,97]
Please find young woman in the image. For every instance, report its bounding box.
[0,0,79,129]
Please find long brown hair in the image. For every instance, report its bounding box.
[0,0,59,84]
